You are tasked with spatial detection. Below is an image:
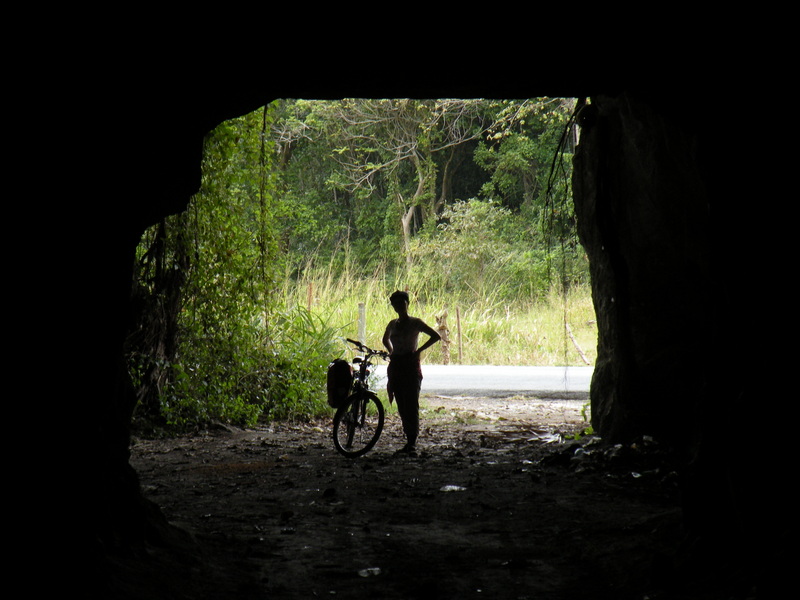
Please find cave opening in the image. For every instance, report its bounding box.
[126,97,595,434]
[89,80,790,600]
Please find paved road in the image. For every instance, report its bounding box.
[372,365,593,397]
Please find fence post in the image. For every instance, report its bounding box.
[436,311,451,365]
[456,306,463,364]
[358,302,366,344]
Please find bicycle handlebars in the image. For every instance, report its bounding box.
[346,338,390,361]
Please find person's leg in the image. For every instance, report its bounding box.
[405,384,420,448]
[396,379,421,451]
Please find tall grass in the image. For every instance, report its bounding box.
[280,264,597,367]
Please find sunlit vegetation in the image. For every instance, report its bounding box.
[126,98,594,431]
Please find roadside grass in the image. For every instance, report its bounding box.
[282,270,597,367]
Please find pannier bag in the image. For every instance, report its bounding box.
[326,358,353,408]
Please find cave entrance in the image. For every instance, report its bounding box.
[118,91,703,600]
[107,80,789,599]
[127,97,594,438]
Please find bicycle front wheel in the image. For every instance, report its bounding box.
[332,392,384,458]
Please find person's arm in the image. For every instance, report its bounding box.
[414,320,441,356]
[382,322,394,354]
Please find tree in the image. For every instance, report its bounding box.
[309,99,492,264]
[475,98,576,216]
[408,198,514,296]
[267,99,364,272]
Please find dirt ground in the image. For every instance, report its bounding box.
[115,393,711,600]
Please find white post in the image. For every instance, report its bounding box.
[358,302,366,344]
[456,306,463,364]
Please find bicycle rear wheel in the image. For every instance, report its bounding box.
[332,392,384,458]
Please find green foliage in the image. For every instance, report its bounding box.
[262,306,345,421]
[406,198,587,305]
[408,199,518,301]
[155,305,343,429]
[130,107,290,432]
[268,97,581,286]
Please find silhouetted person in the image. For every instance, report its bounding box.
[382,290,441,454]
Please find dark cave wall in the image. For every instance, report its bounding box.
[572,93,712,447]
[93,96,269,541]
[571,90,790,584]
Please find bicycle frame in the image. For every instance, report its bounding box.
[331,339,389,457]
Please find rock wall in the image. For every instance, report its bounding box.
[573,93,711,448]
[572,90,790,591]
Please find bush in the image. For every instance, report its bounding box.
[262,306,345,421]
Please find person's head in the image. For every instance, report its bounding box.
[389,290,409,309]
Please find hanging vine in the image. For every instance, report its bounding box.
[543,98,590,367]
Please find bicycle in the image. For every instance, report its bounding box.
[331,338,389,458]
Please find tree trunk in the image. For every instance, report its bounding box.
[399,153,433,265]
[436,145,467,215]
[126,217,189,425]
[400,198,414,266]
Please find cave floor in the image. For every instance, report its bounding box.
[114,395,714,600]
